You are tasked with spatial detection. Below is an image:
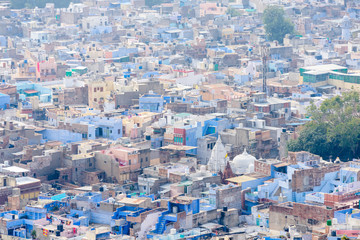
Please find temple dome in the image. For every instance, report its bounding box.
[231,148,256,174]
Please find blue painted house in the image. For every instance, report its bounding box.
[139,93,164,113]
[151,196,200,236]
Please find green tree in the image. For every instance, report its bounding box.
[288,91,360,161]
[145,0,164,8]
[10,0,25,8]
[227,7,241,17]
[31,230,37,239]
[263,6,294,44]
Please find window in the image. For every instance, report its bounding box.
[100,87,103,92]
[110,130,112,133]
[129,160,131,165]
[94,98,97,102]
[94,88,97,92]
[146,157,148,162]
[118,129,121,134]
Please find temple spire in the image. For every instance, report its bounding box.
[207,136,228,173]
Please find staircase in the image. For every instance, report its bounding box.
[155,218,167,234]
[154,211,169,234]
[269,184,280,199]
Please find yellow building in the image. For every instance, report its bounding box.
[122,112,160,137]
[222,28,234,40]
[88,78,114,108]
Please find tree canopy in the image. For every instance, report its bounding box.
[263,5,294,44]
[11,0,74,9]
[227,7,242,17]
[145,0,164,8]
[288,91,360,161]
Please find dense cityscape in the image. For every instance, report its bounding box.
[0,0,357,239]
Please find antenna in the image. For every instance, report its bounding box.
[261,44,269,96]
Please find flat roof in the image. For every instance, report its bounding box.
[226,173,270,185]
[226,175,257,185]
[317,85,336,89]
[24,90,38,94]
[302,64,347,72]
[273,162,291,168]
[3,166,30,173]
[160,145,197,151]
[16,177,40,185]
[119,197,146,204]
[165,29,181,34]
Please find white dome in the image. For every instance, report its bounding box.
[231,148,256,174]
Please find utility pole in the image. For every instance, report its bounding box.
[261,44,269,96]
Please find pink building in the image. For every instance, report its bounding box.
[33,217,88,239]
[36,57,57,82]
[96,146,141,183]
[199,3,227,17]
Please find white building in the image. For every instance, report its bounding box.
[207,136,228,173]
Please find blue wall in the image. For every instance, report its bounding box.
[335,209,355,224]
[139,94,164,113]
[0,93,10,109]
[39,129,83,143]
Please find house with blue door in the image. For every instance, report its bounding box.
[70,115,123,140]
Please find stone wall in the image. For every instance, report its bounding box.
[216,185,242,209]
[291,165,340,193]
[269,202,334,231]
